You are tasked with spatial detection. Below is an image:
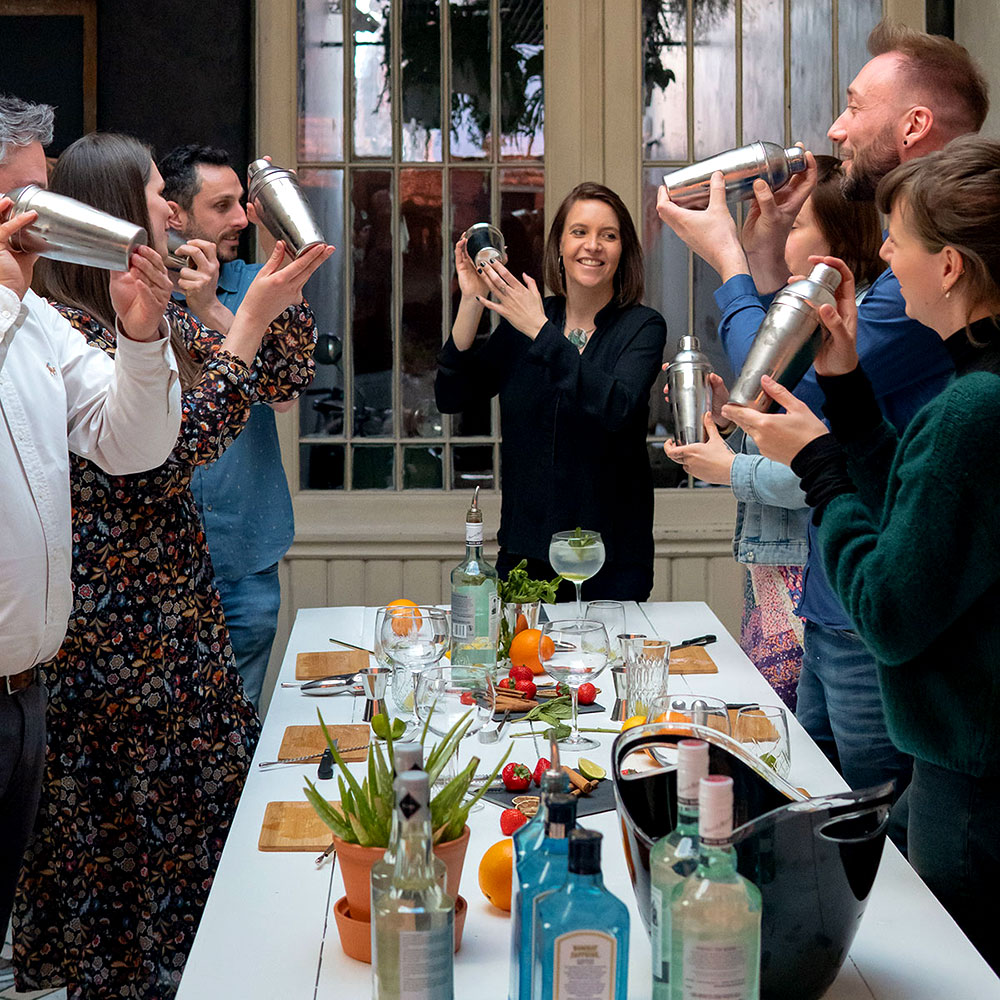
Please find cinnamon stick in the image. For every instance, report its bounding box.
[561,765,598,795]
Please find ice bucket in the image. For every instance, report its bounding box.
[613,723,892,1000]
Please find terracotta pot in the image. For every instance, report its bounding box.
[334,825,471,923]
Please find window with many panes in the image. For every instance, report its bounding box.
[297,0,543,490]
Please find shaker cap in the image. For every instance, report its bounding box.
[677,738,709,804]
[808,262,842,294]
[784,147,808,174]
[667,334,713,372]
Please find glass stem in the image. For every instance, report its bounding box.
[570,685,582,742]
[574,581,583,616]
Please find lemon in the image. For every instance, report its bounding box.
[621,714,647,731]
[578,758,606,781]
[403,691,415,711]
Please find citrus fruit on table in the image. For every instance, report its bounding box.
[386,597,420,636]
[621,715,647,731]
[508,628,555,676]
[577,758,606,781]
[478,838,514,912]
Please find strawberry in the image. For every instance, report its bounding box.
[577,682,597,705]
[508,664,534,685]
[514,678,537,700]
[500,808,529,836]
[498,677,514,690]
[532,758,552,786]
[501,762,532,792]
[460,691,476,705]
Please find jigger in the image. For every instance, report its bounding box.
[463,223,507,267]
[246,158,326,258]
[2,184,147,271]
[164,230,193,271]
[610,666,627,723]
[359,666,391,722]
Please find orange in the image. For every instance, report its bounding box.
[509,629,555,676]
[386,598,420,636]
[621,714,647,731]
[478,838,514,912]
[515,612,529,635]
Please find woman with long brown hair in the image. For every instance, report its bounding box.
[435,182,667,599]
[12,132,332,999]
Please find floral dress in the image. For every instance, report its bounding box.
[13,300,315,1000]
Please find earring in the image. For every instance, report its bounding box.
[903,139,908,147]
[944,288,951,299]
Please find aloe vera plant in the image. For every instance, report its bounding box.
[303,707,511,847]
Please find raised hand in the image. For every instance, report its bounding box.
[805,255,860,377]
[176,238,222,315]
[475,259,547,339]
[238,240,334,328]
[454,236,489,301]
[109,245,173,342]
[0,199,39,300]
[664,412,736,485]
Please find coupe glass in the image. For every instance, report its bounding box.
[585,600,626,662]
[540,619,610,752]
[548,529,606,615]
[379,607,450,722]
[734,704,791,777]
[414,664,496,803]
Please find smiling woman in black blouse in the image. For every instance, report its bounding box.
[435,183,667,600]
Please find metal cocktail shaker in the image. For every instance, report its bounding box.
[665,334,714,444]
[463,223,507,267]
[728,262,842,411]
[1,184,147,271]
[164,230,193,271]
[662,140,808,208]
[246,158,326,258]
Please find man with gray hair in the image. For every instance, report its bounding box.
[0,93,181,979]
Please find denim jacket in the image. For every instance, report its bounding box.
[730,430,809,566]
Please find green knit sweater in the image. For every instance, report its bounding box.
[817,363,1000,776]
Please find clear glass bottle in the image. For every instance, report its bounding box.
[670,775,762,1000]
[508,768,571,1000]
[372,770,454,1000]
[449,485,499,668]
[532,829,630,1000]
[371,742,446,914]
[510,793,577,1000]
[650,738,709,997]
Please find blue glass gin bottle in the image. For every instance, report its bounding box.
[510,793,577,999]
[650,738,709,996]
[532,829,630,1000]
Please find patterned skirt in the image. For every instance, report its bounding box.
[739,564,805,712]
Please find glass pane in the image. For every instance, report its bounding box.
[741,0,784,144]
[500,0,544,158]
[404,445,444,487]
[692,0,736,159]
[449,169,493,437]
[642,167,688,357]
[692,255,733,384]
[450,0,492,159]
[642,0,688,162]
[453,444,494,489]
[351,169,394,437]
[299,0,344,161]
[353,0,392,157]
[353,444,395,488]
[401,0,443,161]
[300,443,345,490]
[838,0,882,111]
[401,169,444,438]
[500,167,544,289]
[790,0,834,154]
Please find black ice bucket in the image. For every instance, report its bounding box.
[612,723,893,1000]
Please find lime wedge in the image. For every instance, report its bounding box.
[578,758,606,781]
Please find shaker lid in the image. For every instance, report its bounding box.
[784,147,808,174]
[667,334,713,372]
[808,262,842,293]
[247,158,271,179]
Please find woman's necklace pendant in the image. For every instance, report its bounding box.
[567,327,591,350]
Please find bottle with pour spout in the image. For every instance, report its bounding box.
[449,486,499,668]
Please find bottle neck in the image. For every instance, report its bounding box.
[465,519,484,552]
[564,869,604,892]
[676,799,699,837]
[696,840,739,878]
[392,816,437,882]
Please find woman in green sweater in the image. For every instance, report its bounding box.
[723,135,1000,972]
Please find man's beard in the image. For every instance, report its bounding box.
[179,220,242,262]
[841,129,900,202]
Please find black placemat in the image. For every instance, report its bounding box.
[482,777,616,818]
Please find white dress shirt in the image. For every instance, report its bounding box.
[0,285,181,675]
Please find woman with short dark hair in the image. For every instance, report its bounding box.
[435,182,666,600]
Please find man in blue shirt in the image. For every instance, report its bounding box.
[159,145,315,708]
[656,21,988,803]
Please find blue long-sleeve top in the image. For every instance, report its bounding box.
[715,270,953,628]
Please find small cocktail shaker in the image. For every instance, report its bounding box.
[2,184,147,271]
[662,140,808,208]
[463,223,507,266]
[728,262,842,411]
[246,158,326,258]
[665,335,714,444]
[164,230,193,271]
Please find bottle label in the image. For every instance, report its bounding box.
[650,884,666,982]
[451,591,474,638]
[681,940,751,1000]
[553,931,616,1000]
[465,521,484,544]
[398,925,454,1000]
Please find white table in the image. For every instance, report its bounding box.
[177,603,1000,1000]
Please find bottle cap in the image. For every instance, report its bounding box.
[393,741,424,775]
[568,829,603,875]
[545,793,578,838]
[395,770,430,824]
[676,739,709,805]
[698,775,734,845]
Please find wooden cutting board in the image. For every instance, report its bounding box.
[258,800,339,852]
[669,646,718,675]
[278,724,370,763]
[295,648,370,680]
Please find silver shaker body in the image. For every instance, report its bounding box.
[164,230,193,271]
[662,140,808,209]
[666,335,714,445]
[728,263,842,411]
[463,223,508,267]
[246,158,326,258]
[3,185,147,272]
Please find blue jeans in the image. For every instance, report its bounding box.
[215,562,281,710]
[796,620,912,798]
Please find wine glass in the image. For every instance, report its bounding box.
[734,704,791,777]
[549,529,606,615]
[585,600,626,662]
[647,693,731,735]
[540,619,610,752]
[380,607,450,723]
[414,665,496,805]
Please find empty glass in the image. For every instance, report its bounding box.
[622,637,671,719]
[379,607,450,721]
[548,529,606,615]
[585,601,626,661]
[734,704,791,777]
[647,693,731,735]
